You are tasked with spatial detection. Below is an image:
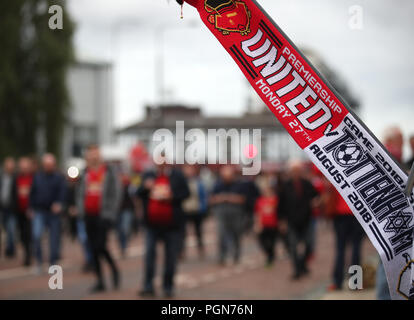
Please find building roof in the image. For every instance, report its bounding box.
[117,104,284,134]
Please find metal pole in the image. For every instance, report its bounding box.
[155,26,165,105]
[154,21,199,106]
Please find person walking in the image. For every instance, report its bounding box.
[325,186,365,291]
[137,156,189,298]
[0,157,17,258]
[180,164,208,259]
[240,175,260,235]
[278,160,318,280]
[30,154,66,271]
[117,173,135,258]
[210,165,246,265]
[254,182,279,267]
[15,157,34,266]
[76,144,121,292]
[66,174,94,273]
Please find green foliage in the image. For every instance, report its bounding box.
[0,0,74,160]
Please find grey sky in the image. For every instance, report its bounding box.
[67,0,414,155]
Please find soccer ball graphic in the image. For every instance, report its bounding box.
[334,143,363,166]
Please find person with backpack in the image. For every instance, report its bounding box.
[76,144,121,293]
[137,156,189,298]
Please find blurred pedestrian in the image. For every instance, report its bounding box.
[278,160,318,280]
[129,173,144,235]
[254,181,279,267]
[117,173,135,257]
[66,176,78,241]
[384,126,404,164]
[76,144,121,292]
[258,170,290,256]
[240,175,260,234]
[406,134,414,170]
[0,157,17,258]
[210,165,246,265]
[15,157,34,266]
[180,164,208,259]
[137,155,189,298]
[308,165,326,261]
[66,174,94,273]
[30,154,66,271]
[325,185,365,291]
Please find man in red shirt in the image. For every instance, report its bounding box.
[15,157,34,266]
[137,155,189,298]
[76,145,121,293]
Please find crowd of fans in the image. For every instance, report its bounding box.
[0,131,413,298]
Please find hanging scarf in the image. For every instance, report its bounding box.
[179,0,414,299]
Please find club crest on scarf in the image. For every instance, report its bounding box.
[204,0,251,36]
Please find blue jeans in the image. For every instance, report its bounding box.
[2,211,16,255]
[143,227,179,292]
[32,211,61,265]
[77,219,93,265]
[215,207,244,263]
[333,215,364,288]
[288,224,313,276]
[117,209,133,252]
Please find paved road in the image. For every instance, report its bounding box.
[0,218,376,300]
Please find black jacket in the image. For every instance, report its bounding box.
[137,168,189,230]
[29,171,67,211]
[76,165,121,222]
[240,179,260,214]
[278,178,318,231]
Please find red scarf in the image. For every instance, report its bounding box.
[181,0,414,299]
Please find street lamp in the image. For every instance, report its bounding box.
[154,19,199,105]
[109,18,199,108]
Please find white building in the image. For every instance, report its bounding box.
[62,60,114,163]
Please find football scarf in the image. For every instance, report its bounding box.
[179,0,414,299]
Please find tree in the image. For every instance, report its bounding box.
[0,0,74,160]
